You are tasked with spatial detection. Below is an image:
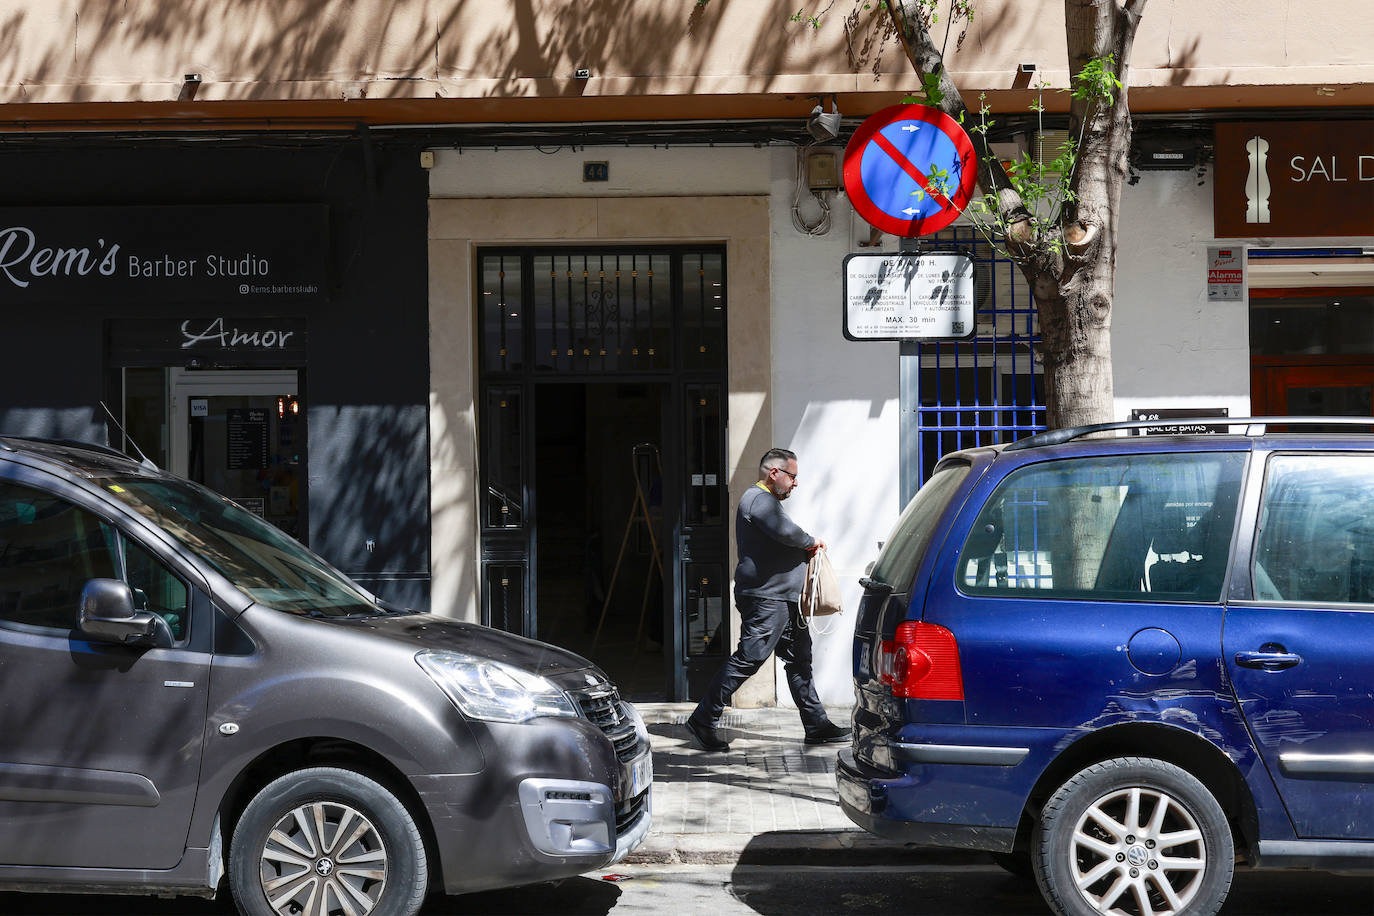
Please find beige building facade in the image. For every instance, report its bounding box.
[2,1,1370,706]
[2,1,1369,119]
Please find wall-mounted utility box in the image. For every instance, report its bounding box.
[806,151,839,190]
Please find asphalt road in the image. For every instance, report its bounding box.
[2,862,1371,915]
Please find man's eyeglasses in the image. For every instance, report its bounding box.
[769,466,797,482]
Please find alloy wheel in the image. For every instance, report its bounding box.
[1068,785,1206,916]
[258,800,389,916]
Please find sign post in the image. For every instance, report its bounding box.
[843,104,980,504]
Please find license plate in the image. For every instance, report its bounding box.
[623,752,653,797]
[837,771,871,815]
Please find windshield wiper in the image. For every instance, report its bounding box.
[859,577,894,593]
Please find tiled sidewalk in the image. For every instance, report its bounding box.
[626,703,957,865]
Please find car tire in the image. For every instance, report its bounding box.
[229,767,427,916]
[1032,757,1233,916]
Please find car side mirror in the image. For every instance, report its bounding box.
[78,578,173,649]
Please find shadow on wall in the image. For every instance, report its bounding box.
[302,404,432,610]
[0,2,440,99]
[785,398,901,572]
[0,408,107,443]
[0,1,936,105]
[0,404,434,609]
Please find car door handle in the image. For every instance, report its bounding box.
[1234,650,1303,671]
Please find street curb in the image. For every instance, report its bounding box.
[623,829,993,867]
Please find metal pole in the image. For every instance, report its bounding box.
[897,235,922,507]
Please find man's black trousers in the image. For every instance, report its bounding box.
[690,594,828,731]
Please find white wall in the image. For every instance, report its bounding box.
[1113,169,1251,419]
[427,146,770,198]
[428,144,1291,713]
[765,147,901,708]
[427,142,892,710]
[1110,169,1369,421]
[768,165,1304,709]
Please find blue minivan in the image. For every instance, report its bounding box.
[839,419,1373,916]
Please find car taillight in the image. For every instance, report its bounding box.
[878,621,963,700]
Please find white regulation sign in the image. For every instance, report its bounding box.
[842,252,975,341]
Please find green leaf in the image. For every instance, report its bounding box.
[920,70,945,106]
[1071,53,1122,105]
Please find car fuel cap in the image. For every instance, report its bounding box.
[1127,627,1182,676]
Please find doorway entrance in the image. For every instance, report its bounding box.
[476,247,728,700]
[1249,286,1373,423]
[120,368,305,539]
[533,383,667,697]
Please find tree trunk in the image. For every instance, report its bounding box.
[1049,0,1146,430]
[1036,287,1115,430]
[887,0,1147,430]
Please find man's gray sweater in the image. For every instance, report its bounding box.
[734,483,816,601]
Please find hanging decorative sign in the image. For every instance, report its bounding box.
[843,104,979,238]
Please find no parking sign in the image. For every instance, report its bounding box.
[844,104,978,238]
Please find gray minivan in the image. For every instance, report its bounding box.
[0,437,652,916]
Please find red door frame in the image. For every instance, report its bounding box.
[1250,356,1374,416]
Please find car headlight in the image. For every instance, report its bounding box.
[416,650,578,723]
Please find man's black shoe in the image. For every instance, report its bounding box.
[685,717,731,752]
[804,721,852,745]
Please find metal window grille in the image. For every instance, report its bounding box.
[914,227,1046,486]
[1003,489,1052,589]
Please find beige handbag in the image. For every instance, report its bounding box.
[801,547,843,631]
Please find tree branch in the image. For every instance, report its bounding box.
[885,0,1033,239]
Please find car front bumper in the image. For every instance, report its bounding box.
[413,714,652,895]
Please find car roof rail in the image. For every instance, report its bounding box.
[1003,416,1374,451]
[0,436,137,462]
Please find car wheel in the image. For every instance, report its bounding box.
[229,767,427,916]
[1032,757,1233,916]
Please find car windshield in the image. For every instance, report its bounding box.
[101,476,381,617]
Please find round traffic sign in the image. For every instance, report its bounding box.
[843,104,978,238]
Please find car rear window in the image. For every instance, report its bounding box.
[957,451,1246,602]
[868,461,971,592]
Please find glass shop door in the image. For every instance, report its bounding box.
[167,368,305,539]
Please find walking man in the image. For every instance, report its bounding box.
[685,448,852,752]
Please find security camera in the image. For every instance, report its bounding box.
[807,98,842,142]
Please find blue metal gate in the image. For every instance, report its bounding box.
[903,227,1046,499]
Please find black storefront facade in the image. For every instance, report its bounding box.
[0,136,433,607]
